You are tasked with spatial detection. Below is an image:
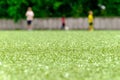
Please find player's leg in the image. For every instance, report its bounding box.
[61,23,65,30]
[89,23,94,31]
[27,20,32,30]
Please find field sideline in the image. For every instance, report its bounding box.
[0,30,120,80]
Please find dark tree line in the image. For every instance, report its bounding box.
[0,0,120,21]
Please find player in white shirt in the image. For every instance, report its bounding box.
[26,7,34,30]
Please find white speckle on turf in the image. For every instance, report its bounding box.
[38,64,49,70]
[24,69,28,73]
[0,62,2,66]
[115,61,119,65]
[45,66,49,70]
[64,73,69,78]
[78,64,81,67]
[38,64,42,67]
[0,71,4,74]
[93,62,99,67]
[78,64,83,67]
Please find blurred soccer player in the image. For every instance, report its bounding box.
[25,7,34,30]
[61,16,66,30]
[88,11,94,31]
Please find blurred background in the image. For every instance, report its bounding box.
[0,0,120,30]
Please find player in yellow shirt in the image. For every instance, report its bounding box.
[88,11,94,31]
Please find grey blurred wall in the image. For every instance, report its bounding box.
[0,18,120,30]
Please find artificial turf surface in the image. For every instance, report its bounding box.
[0,30,120,80]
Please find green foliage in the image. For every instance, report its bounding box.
[0,0,9,18]
[0,0,120,21]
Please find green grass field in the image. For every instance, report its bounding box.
[0,30,120,80]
